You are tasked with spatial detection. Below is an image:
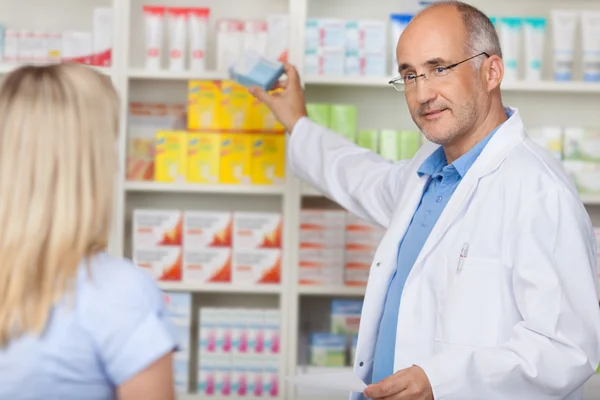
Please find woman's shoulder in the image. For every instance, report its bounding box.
[73,253,177,386]
[75,252,163,310]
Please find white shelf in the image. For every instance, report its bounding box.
[580,195,600,206]
[0,63,111,75]
[303,75,600,94]
[128,68,228,81]
[159,282,281,295]
[301,182,324,197]
[177,396,283,400]
[298,285,366,297]
[500,80,600,93]
[304,74,394,87]
[124,181,285,195]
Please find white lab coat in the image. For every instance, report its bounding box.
[288,107,600,399]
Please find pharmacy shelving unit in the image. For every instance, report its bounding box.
[1,0,600,399]
[115,0,294,399]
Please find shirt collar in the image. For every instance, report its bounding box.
[417,109,513,178]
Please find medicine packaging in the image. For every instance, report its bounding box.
[228,50,284,91]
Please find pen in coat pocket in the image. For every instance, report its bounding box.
[456,243,469,274]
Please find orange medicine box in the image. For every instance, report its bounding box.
[232,249,281,284]
[183,211,233,248]
[133,246,183,281]
[183,248,232,283]
[233,212,283,249]
[133,209,183,246]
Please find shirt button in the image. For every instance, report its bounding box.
[435,196,442,203]
[359,361,364,367]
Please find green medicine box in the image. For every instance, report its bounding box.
[379,129,402,161]
[357,129,379,152]
[309,333,346,367]
[399,130,421,159]
[330,104,357,142]
[306,103,331,128]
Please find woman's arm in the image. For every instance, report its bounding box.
[118,353,175,400]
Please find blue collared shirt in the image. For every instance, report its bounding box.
[371,118,508,384]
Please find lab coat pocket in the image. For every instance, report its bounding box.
[437,257,503,348]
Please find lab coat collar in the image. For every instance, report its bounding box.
[417,107,519,179]
[465,106,525,179]
[403,106,525,285]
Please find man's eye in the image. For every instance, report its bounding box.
[404,74,417,82]
[435,66,448,74]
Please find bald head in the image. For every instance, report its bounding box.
[417,1,502,63]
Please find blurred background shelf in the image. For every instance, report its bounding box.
[158,282,282,295]
[127,68,228,81]
[124,181,285,195]
[304,74,395,87]
[298,285,365,297]
[0,63,111,75]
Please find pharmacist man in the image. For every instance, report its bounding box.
[251,1,600,400]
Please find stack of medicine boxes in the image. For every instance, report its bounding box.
[152,80,286,186]
[309,299,362,367]
[299,209,346,286]
[197,307,281,397]
[133,209,183,281]
[304,19,386,76]
[344,213,386,286]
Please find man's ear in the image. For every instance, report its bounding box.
[484,55,504,91]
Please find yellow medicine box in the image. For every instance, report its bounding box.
[250,134,286,185]
[219,81,254,131]
[251,99,285,132]
[155,131,187,183]
[188,80,221,131]
[219,133,252,185]
[187,132,220,184]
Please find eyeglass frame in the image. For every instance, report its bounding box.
[388,51,490,91]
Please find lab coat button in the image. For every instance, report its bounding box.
[359,361,364,367]
[376,262,380,267]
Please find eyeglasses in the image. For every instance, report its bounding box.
[388,52,490,91]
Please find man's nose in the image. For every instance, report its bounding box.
[414,77,437,106]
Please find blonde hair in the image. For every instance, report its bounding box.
[0,64,119,346]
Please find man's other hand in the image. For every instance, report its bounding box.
[364,366,434,400]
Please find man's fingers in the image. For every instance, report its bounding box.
[281,62,301,84]
[364,376,409,399]
[248,86,274,106]
[272,79,288,91]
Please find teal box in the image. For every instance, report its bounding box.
[331,299,363,335]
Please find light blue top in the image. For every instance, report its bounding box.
[0,253,178,400]
[371,117,509,384]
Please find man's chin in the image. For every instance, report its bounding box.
[422,129,452,146]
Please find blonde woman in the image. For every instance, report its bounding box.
[0,64,176,400]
